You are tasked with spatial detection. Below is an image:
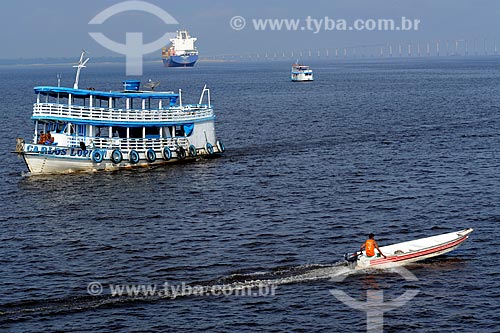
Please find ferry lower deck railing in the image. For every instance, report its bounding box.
[67,137,190,151]
[33,103,214,123]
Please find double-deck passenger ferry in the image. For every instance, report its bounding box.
[291,63,314,82]
[15,51,224,175]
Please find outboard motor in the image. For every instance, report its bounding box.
[344,252,361,269]
[344,252,360,263]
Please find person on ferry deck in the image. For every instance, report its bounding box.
[38,131,45,144]
[45,131,54,145]
[360,233,386,258]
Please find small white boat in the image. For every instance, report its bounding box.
[345,228,474,270]
[291,63,314,82]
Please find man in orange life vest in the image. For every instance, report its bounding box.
[360,233,386,258]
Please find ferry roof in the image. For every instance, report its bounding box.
[34,86,179,100]
[292,64,310,68]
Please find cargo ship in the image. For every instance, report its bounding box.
[162,30,199,67]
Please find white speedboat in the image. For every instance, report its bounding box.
[345,228,474,270]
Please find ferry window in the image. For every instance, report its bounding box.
[77,125,86,136]
[112,127,127,138]
[36,122,47,133]
[58,123,67,133]
[114,98,125,110]
[175,125,185,137]
[45,122,53,132]
[129,127,142,139]
[96,126,109,137]
[49,122,64,133]
[162,127,172,138]
[71,97,85,107]
[97,98,108,108]
[145,127,160,138]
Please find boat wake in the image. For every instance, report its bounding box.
[216,262,353,287]
[0,262,353,324]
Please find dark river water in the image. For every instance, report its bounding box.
[0,58,499,332]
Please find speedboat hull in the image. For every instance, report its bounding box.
[350,228,473,270]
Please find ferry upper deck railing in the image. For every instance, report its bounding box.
[32,103,214,123]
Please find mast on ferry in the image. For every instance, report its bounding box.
[73,50,90,89]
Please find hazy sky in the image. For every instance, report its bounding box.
[1,0,499,59]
